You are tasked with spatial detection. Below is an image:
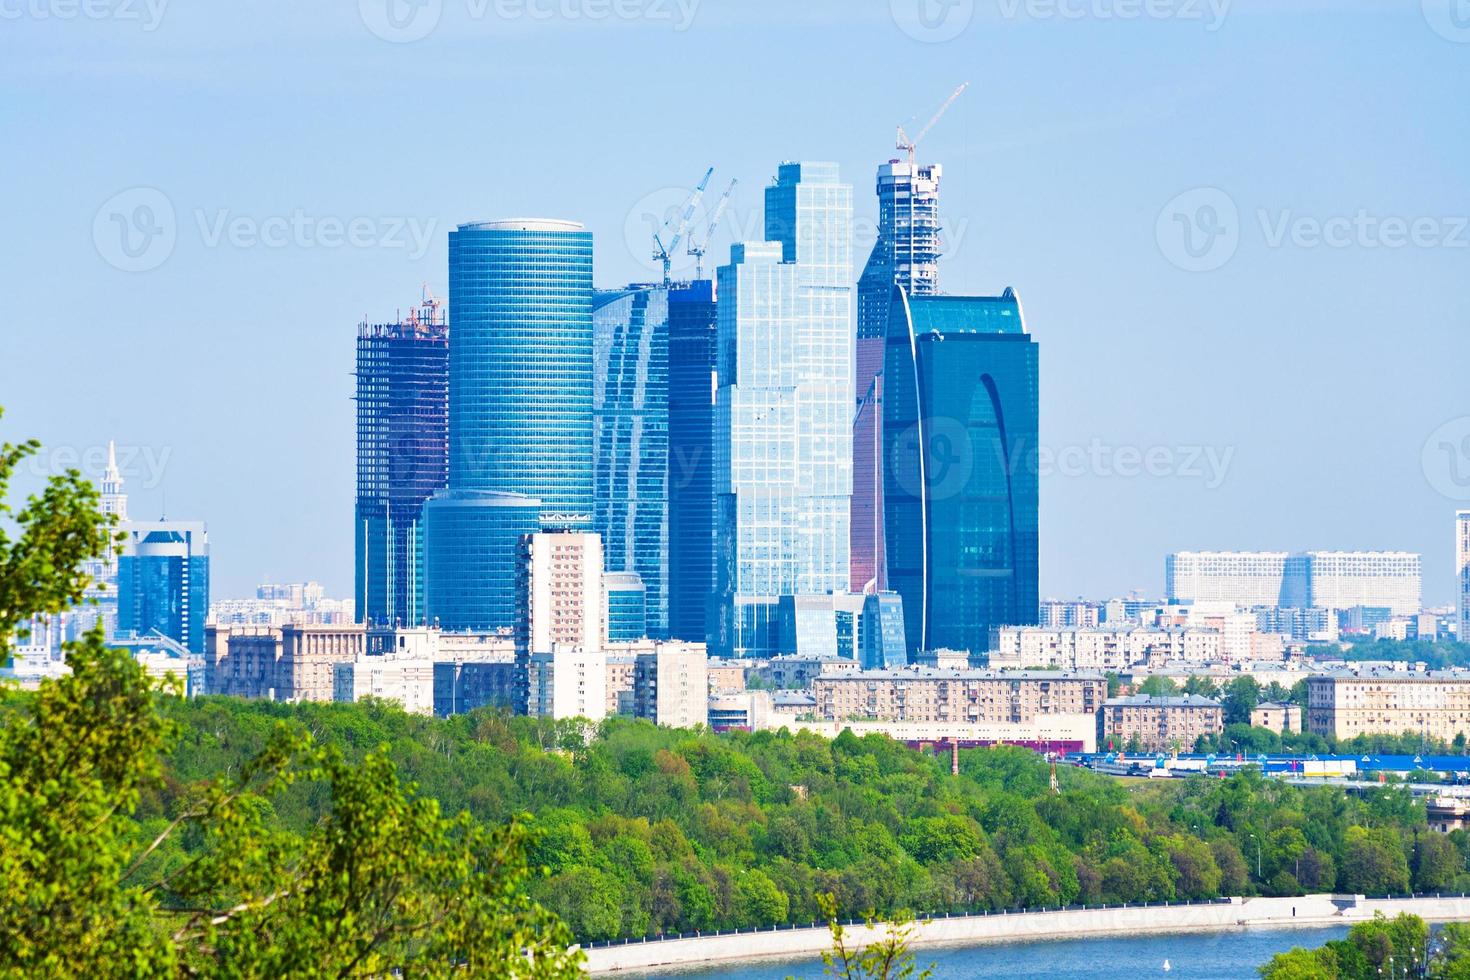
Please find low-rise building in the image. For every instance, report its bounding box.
[1306,670,1470,742]
[1250,700,1302,734]
[758,654,860,690]
[812,669,1106,725]
[988,625,1221,672]
[333,655,436,715]
[706,658,748,695]
[1099,694,1223,752]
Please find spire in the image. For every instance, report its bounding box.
[100,439,128,522]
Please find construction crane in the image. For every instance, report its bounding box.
[895,81,969,168]
[687,177,737,280]
[652,167,713,286]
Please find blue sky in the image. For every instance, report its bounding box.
[2,0,1467,604]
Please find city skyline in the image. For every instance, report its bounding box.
[4,1,1467,604]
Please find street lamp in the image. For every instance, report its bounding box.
[1248,832,1262,880]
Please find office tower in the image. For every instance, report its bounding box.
[853,161,943,593]
[593,285,669,636]
[515,531,605,658]
[860,592,908,669]
[117,520,209,653]
[666,280,719,641]
[425,219,594,632]
[883,287,1039,658]
[714,162,854,658]
[354,296,449,628]
[605,571,647,641]
[1460,512,1470,640]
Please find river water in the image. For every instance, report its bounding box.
[630,925,1347,979]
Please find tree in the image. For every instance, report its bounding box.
[1137,676,1179,697]
[1339,827,1410,896]
[1223,677,1262,726]
[1162,835,1223,900]
[735,868,789,925]
[1414,831,1463,892]
[817,892,934,980]
[1259,945,1340,978]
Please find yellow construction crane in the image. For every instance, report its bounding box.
[896,82,969,168]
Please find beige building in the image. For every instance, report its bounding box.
[333,655,436,715]
[1100,694,1223,752]
[605,654,637,715]
[516,531,604,657]
[707,658,748,695]
[276,624,366,702]
[205,624,281,698]
[1306,671,1470,741]
[811,669,1106,725]
[206,623,364,702]
[1250,700,1302,734]
[633,642,708,728]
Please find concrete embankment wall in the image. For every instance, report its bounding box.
[582,894,1470,975]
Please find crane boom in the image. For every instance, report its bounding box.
[688,177,737,280]
[896,81,969,167]
[653,167,714,285]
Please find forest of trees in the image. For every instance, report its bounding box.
[1259,913,1470,978]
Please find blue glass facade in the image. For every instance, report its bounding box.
[116,522,209,654]
[446,219,594,520]
[714,163,854,659]
[860,591,907,669]
[593,286,669,636]
[605,571,647,642]
[882,287,1039,658]
[666,280,719,642]
[422,490,541,632]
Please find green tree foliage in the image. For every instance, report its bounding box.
[816,892,934,980]
[1262,913,1432,979]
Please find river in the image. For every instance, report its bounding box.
[627,925,1347,979]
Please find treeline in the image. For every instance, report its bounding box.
[1260,913,1470,978]
[145,696,1470,943]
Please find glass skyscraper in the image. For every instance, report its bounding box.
[116,520,210,653]
[714,162,854,658]
[593,285,669,636]
[666,279,719,642]
[853,161,944,594]
[882,287,1039,657]
[354,297,448,628]
[425,219,594,632]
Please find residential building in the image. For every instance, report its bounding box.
[605,654,637,714]
[520,645,607,721]
[1099,694,1224,753]
[593,285,670,635]
[1254,606,1338,644]
[633,642,708,728]
[988,625,1222,672]
[354,296,449,628]
[605,572,647,642]
[426,219,594,631]
[1458,512,1470,640]
[117,520,210,653]
[515,531,605,658]
[333,654,436,715]
[1306,671,1470,742]
[1166,551,1421,615]
[714,162,854,658]
[706,658,748,694]
[757,654,861,690]
[1251,701,1301,734]
[852,160,943,594]
[666,279,719,643]
[274,624,366,702]
[1040,600,1103,629]
[1304,552,1421,616]
[1166,552,1295,608]
[812,669,1104,725]
[211,581,352,627]
[204,624,281,698]
[883,288,1039,658]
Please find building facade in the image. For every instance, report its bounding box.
[520,646,608,721]
[354,296,449,629]
[515,531,605,657]
[1165,552,1294,607]
[117,520,210,653]
[666,280,719,643]
[633,642,709,728]
[1460,512,1470,641]
[714,162,854,658]
[852,160,943,595]
[1099,694,1224,752]
[1306,671,1470,742]
[988,625,1223,672]
[605,571,647,642]
[883,288,1039,658]
[812,669,1103,725]
[1250,700,1301,734]
[1166,550,1421,615]
[593,285,670,636]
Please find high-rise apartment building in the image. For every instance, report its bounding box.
[354,296,449,628]
[853,161,943,594]
[1165,550,1421,615]
[1459,512,1470,640]
[666,280,719,642]
[117,520,210,653]
[593,285,669,636]
[632,642,708,728]
[883,288,1040,658]
[1303,552,1421,616]
[1165,552,1294,607]
[425,219,595,632]
[714,162,854,658]
[515,531,605,658]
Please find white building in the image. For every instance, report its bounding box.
[333,655,437,716]
[1458,512,1470,641]
[1304,552,1421,617]
[1166,550,1421,616]
[1166,552,1293,607]
[516,531,604,657]
[523,645,607,721]
[989,625,1223,672]
[634,641,709,728]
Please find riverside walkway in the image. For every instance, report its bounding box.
[580,893,1470,975]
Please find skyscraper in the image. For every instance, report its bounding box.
[78,441,130,639]
[666,279,719,642]
[593,285,669,636]
[117,520,210,653]
[852,161,944,593]
[425,219,595,632]
[883,287,1039,657]
[714,162,854,658]
[354,296,449,628]
[1457,511,1470,640]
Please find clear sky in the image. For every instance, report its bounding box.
[2,0,1467,605]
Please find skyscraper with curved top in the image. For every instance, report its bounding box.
[425,219,594,632]
[882,285,1039,658]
